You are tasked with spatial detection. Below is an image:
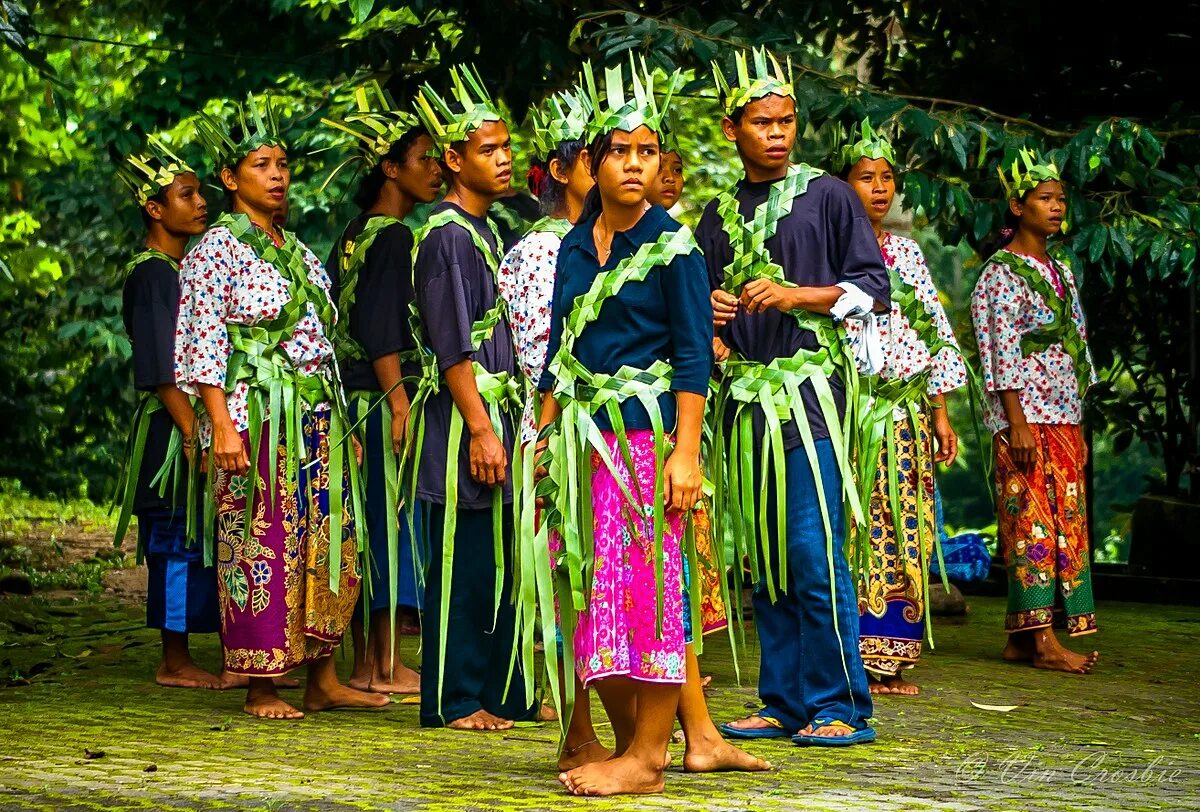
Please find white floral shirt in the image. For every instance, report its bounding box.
[844,233,967,396]
[175,225,336,442]
[970,250,1097,434]
[497,229,561,444]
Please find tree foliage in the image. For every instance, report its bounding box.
[0,0,1196,502]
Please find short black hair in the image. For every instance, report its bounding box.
[139,187,168,228]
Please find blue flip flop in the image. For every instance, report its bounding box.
[791,720,877,747]
[718,714,792,740]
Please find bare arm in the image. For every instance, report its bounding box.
[372,353,412,455]
[663,391,706,513]
[998,390,1036,470]
[929,393,958,466]
[444,358,507,486]
[156,384,199,466]
[740,279,845,316]
[197,383,248,475]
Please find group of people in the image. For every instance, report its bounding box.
[114,47,1101,797]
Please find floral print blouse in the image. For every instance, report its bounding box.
[175,225,336,442]
[497,228,561,445]
[970,250,1097,434]
[842,233,966,397]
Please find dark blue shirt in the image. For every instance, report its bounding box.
[538,204,713,433]
[413,202,517,508]
[696,172,890,445]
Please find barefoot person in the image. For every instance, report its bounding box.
[114,138,221,690]
[699,48,887,746]
[498,86,610,765]
[409,66,537,730]
[323,86,443,695]
[530,59,713,796]
[177,95,389,719]
[971,150,1099,674]
[645,132,767,773]
[838,121,968,696]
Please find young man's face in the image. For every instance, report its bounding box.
[722,94,797,178]
[147,172,208,236]
[446,120,512,199]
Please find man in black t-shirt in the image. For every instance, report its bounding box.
[117,141,221,688]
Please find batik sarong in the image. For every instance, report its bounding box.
[572,429,686,686]
[683,500,728,642]
[995,422,1096,636]
[215,409,361,675]
[857,412,934,677]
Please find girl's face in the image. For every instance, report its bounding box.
[594,126,660,209]
[388,133,443,205]
[846,157,895,227]
[1012,180,1067,238]
[549,149,596,208]
[222,144,290,215]
[647,150,684,209]
[148,172,208,237]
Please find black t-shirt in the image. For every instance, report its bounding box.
[412,202,517,508]
[326,213,418,393]
[121,256,184,514]
[696,172,890,446]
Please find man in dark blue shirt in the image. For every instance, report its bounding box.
[116,142,222,689]
[697,49,889,747]
[411,66,536,730]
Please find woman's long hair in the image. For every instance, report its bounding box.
[979,198,1025,259]
[352,125,428,211]
[577,130,619,223]
[529,139,585,217]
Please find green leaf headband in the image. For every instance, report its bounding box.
[194,92,288,170]
[836,118,897,172]
[999,148,1062,199]
[319,81,423,190]
[412,63,503,153]
[118,135,196,206]
[579,56,682,143]
[529,87,592,160]
[711,46,794,117]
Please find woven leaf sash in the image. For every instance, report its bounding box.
[991,250,1092,396]
[527,216,571,238]
[332,214,401,365]
[112,251,189,556]
[715,163,824,295]
[206,213,363,595]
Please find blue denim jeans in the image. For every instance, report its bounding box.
[752,440,873,732]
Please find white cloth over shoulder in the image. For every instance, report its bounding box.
[831,281,885,375]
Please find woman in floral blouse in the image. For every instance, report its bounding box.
[840,124,966,696]
[971,152,1099,675]
[176,100,390,718]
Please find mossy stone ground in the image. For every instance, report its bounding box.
[0,593,1197,811]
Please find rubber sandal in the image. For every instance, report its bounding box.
[791,720,877,747]
[718,714,791,740]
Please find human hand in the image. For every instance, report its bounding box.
[711,289,739,327]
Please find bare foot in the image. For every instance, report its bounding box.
[1002,637,1035,662]
[870,675,920,696]
[446,709,512,731]
[219,671,301,690]
[1033,641,1099,674]
[559,755,664,796]
[796,722,854,739]
[156,660,222,689]
[558,739,613,771]
[723,715,785,733]
[700,675,712,688]
[360,664,421,695]
[303,680,391,712]
[538,702,559,722]
[683,739,771,773]
[244,687,304,720]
